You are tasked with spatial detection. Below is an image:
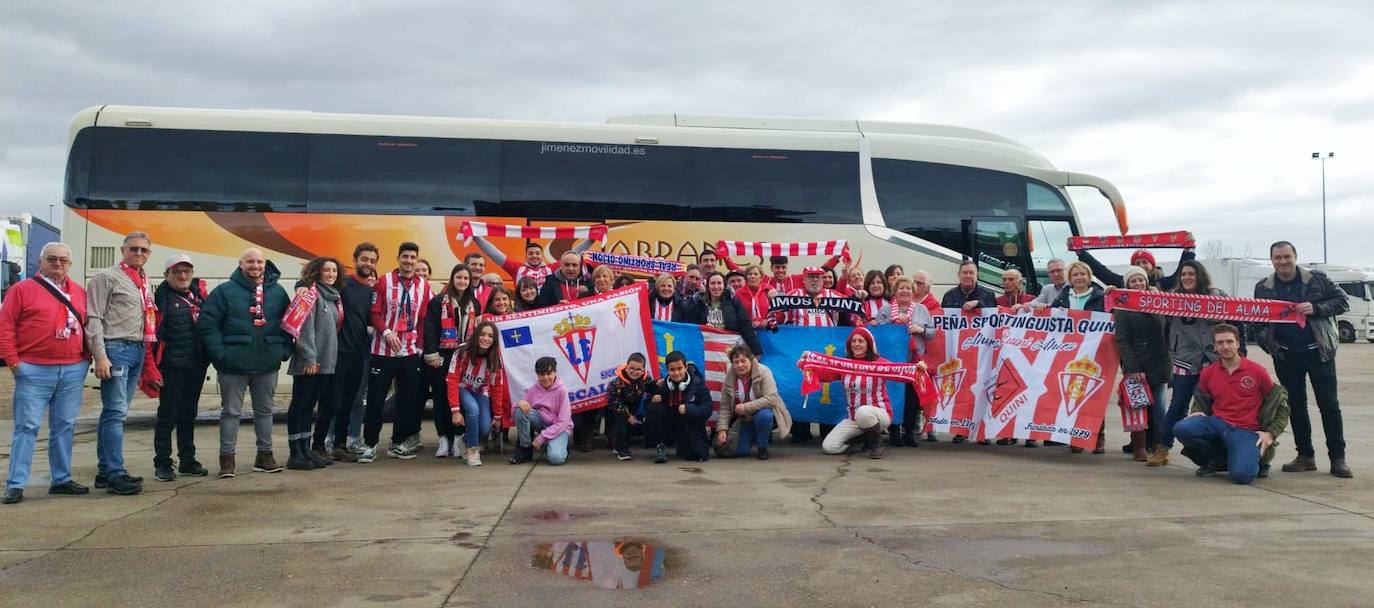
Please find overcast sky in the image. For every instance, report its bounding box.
[3,1,1371,267]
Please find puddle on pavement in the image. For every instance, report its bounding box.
[531,539,674,590]
[532,510,602,522]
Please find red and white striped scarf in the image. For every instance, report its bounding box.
[459,221,608,246]
[1067,230,1195,251]
[370,270,431,357]
[515,263,554,287]
[716,239,851,263]
[781,288,843,327]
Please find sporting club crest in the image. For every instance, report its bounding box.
[553,313,598,383]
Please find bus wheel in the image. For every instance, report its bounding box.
[1338,321,1355,343]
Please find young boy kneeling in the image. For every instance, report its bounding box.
[645,351,713,464]
[606,353,651,461]
[509,357,574,465]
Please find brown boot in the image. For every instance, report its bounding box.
[1146,444,1170,467]
[218,454,236,479]
[1281,455,1317,473]
[864,427,887,459]
[253,451,283,473]
[1130,432,1148,462]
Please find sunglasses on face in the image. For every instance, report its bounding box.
[126,246,151,254]
[44,256,71,264]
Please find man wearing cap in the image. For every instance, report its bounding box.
[149,254,210,481]
[776,266,847,327]
[1,243,91,505]
[1077,247,1195,290]
[85,231,156,496]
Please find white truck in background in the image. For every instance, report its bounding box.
[1199,258,1373,343]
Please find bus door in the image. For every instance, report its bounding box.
[968,216,1034,293]
[1025,218,1076,295]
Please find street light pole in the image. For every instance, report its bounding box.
[1311,151,1333,264]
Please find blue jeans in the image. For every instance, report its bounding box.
[736,408,775,457]
[514,407,569,465]
[1158,373,1200,449]
[98,340,145,477]
[7,361,90,490]
[459,389,492,448]
[1173,415,1261,484]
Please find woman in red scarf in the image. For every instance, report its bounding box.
[813,327,896,459]
[423,264,479,459]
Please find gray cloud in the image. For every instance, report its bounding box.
[2,0,1371,265]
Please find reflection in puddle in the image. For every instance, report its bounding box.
[533,510,575,521]
[532,539,670,589]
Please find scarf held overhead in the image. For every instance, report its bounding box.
[770,295,864,316]
[1067,231,1195,251]
[583,251,686,277]
[459,221,608,246]
[1108,289,1306,327]
[716,239,851,263]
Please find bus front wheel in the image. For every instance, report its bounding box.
[1337,321,1355,344]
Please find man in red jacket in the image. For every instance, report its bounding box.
[1,243,92,505]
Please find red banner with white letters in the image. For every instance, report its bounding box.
[1106,289,1305,327]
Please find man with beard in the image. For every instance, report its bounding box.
[324,242,380,462]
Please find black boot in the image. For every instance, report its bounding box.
[902,428,920,447]
[887,424,904,447]
[508,445,533,465]
[286,439,315,471]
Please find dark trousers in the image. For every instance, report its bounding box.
[364,354,422,447]
[572,410,601,448]
[888,384,921,436]
[326,351,368,449]
[427,361,457,441]
[610,409,634,454]
[643,403,680,449]
[287,374,337,442]
[1275,349,1344,459]
[153,366,207,467]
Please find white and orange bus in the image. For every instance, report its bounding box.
[63,105,1129,294]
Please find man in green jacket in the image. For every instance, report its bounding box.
[1175,323,1290,484]
[200,249,291,478]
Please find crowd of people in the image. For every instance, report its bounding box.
[0,231,1354,505]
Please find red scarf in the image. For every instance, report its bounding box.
[797,351,934,403]
[439,296,473,350]
[119,262,157,342]
[1107,289,1306,327]
[734,375,752,403]
[251,282,266,327]
[1068,230,1195,251]
[653,298,674,321]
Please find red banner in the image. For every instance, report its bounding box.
[923,308,1120,448]
[1067,231,1195,251]
[1106,289,1305,327]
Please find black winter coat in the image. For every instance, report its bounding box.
[1113,309,1171,386]
[1078,249,1196,291]
[941,284,998,309]
[690,288,764,356]
[648,363,713,460]
[199,261,292,375]
[536,273,593,308]
[154,279,208,371]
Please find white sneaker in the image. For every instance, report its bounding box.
[449,440,460,458]
[388,444,417,460]
[357,446,377,463]
[465,447,483,467]
[435,436,451,458]
[348,438,366,455]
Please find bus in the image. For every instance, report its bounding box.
[62,106,1127,296]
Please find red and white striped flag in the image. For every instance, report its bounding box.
[459,221,609,246]
[700,326,742,428]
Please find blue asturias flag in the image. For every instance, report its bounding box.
[651,321,911,425]
[651,321,706,377]
[501,325,534,349]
